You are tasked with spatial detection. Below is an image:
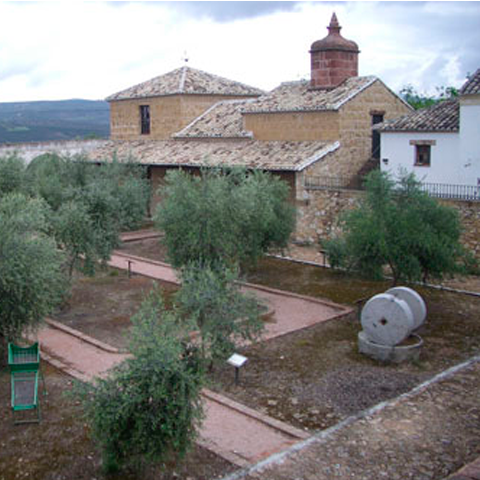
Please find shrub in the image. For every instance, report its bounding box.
[324,170,465,284]
[77,290,204,472]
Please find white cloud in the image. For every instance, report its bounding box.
[0,1,479,102]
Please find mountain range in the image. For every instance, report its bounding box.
[0,99,110,143]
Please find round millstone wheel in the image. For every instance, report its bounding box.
[385,286,427,330]
[361,293,414,346]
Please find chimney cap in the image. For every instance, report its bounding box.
[310,13,359,53]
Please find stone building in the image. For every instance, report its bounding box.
[91,13,412,239]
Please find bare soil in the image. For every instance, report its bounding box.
[119,237,480,294]
[52,267,177,350]
[0,365,234,480]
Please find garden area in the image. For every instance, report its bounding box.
[1,155,480,479]
[58,243,480,434]
[2,245,480,479]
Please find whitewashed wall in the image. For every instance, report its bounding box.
[379,131,465,184]
[380,97,480,186]
[459,96,480,185]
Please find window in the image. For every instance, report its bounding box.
[371,113,384,159]
[414,145,431,167]
[410,140,435,167]
[140,105,150,135]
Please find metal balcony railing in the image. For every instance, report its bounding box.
[304,175,480,202]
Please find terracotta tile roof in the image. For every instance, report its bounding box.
[106,66,265,101]
[460,68,480,95]
[88,139,340,172]
[242,76,378,113]
[374,99,459,132]
[174,99,254,139]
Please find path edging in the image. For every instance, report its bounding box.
[202,388,310,441]
[45,318,123,354]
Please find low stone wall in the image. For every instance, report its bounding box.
[295,187,480,259]
[444,198,480,258]
[295,188,361,244]
[0,139,107,164]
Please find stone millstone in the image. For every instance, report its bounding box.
[361,293,414,346]
[386,286,427,330]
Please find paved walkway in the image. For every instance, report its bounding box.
[37,318,308,467]
[110,251,351,342]
[36,251,350,467]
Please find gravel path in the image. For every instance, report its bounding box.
[223,358,480,480]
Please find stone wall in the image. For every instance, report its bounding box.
[444,198,480,258]
[294,187,361,244]
[294,187,480,259]
[337,80,411,177]
[110,94,250,141]
[0,139,106,164]
[243,111,340,141]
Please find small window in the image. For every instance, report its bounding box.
[415,145,431,167]
[140,105,150,135]
[371,114,384,159]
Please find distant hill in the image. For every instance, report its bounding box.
[0,99,110,143]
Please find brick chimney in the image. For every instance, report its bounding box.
[310,13,360,90]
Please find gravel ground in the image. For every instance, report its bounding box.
[235,360,480,480]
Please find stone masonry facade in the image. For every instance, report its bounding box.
[294,187,480,259]
[110,94,250,140]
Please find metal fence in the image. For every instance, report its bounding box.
[418,182,480,201]
[304,175,480,202]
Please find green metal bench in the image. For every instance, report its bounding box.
[8,342,46,424]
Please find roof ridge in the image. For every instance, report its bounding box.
[332,76,378,109]
[173,97,256,139]
[179,65,188,93]
[106,65,264,101]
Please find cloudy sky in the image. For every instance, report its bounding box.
[0,1,479,103]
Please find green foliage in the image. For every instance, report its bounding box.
[26,154,150,277]
[176,263,264,364]
[0,193,66,352]
[77,290,204,473]
[399,84,459,110]
[0,154,27,198]
[154,168,295,270]
[324,170,465,285]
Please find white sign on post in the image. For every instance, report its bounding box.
[227,353,248,368]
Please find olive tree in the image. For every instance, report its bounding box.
[0,193,66,356]
[77,290,204,473]
[0,154,27,198]
[26,153,150,277]
[154,168,295,270]
[324,170,465,284]
[175,262,263,365]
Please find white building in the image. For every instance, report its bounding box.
[377,69,480,190]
